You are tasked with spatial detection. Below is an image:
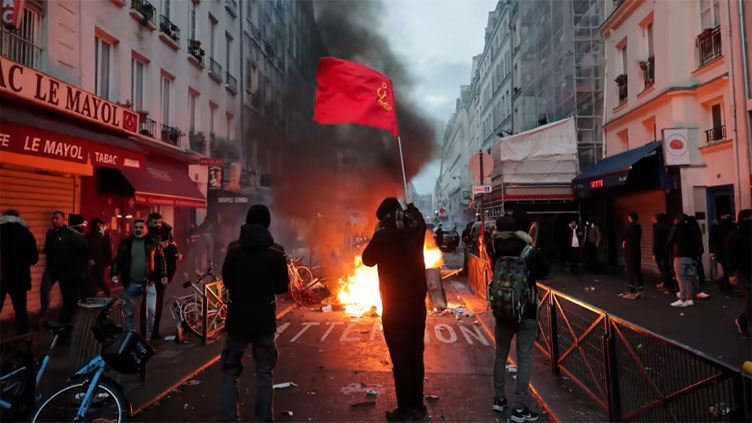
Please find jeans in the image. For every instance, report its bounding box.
[123,280,156,337]
[220,333,277,422]
[0,288,28,334]
[626,255,643,293]
[40,271,58,313]
[382,296,427,413]
[149,280,167,337]
[655,255,676,290]
[674,257,697,302]
[494,318,537,409]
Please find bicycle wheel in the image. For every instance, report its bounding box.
[31,375,131,423]
[180,300,204,338]
[289,275,304,304]
[296,266,315,289]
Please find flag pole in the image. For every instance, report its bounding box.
[397,135,409,202]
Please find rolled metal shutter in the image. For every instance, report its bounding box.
[614,190,666,275]
[0,167,75,317]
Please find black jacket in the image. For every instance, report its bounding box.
[149,224,179,279]
[652,216,672,258]
[0,216,39,292]
[622,222,642,260]
[56,227,91,282]
[726,220,751,278]
[86,230,112,270]
[709,219,736,258]
[363,204,427,302]
[111,235,166,287]
[43,227,63,273]
[488,230,550,319]
[669,223,700,259]
[222,224,289,338]
[687,217,704,256]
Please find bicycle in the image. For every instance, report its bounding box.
[287,256,318,304]
[170,263,227,339]
[0,298,154,422]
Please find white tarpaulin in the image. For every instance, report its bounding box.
[494,117,579,184]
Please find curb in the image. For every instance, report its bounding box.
[455,286,560,423]
[132,302,298,415]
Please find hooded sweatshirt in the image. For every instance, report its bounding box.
[222,223,289,338]
[0,215,39,291]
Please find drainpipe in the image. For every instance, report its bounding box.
[727,0,743,210]
[739,0,752,206]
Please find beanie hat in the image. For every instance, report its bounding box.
[68,214,85,227]
[376,197,402,220]
[246,204,271,228]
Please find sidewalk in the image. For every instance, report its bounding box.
[542,264,751,369]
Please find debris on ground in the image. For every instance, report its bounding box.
[425,395,439,400]
[361,305,379,318]
[307,391,316,395]
[505,364,517,373]
[366,390,379,397]
[273,382,298,389]
[584,286,596,292]
[321,305,333,313]
[350,400,376,407]
[183,380,201,386]
[281,411,294,417]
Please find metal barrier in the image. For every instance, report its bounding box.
[201,280,227,345]
[465,258,750,422]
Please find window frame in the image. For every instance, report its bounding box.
[160,75,171,126]
[131,58,145,111]
[94,37,112,100]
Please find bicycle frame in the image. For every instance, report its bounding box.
[70,356,108,420]
[0,366,26,409]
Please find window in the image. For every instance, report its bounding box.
[189,91,197,133]
[621,44,628,75]
[647,24,654,57]
[189,1,196,39]
[618,129,629,151]
[209,103,217,137]
[226,32,233,73]
[209,17,216,58]
[711,104,722,128]
[131,59,144,111]
[95,37,111,99]
[161,76,171,125]
[1,6,43,68]
[163,0,170,19]
[227,113,233,139]
[700,0,720,29]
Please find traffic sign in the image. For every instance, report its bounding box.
[469,153,494,178]
[472,185,492,194]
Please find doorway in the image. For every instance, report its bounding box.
[706,184,735,224]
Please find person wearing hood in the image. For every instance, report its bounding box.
[652,213,675,292]
[86,218,112,298]
[220,204,289,423]
[726,209,752,337]
[488,215,549,422]
[0,210,39,334]
[362,198,428,422]
[146,212,179,339]
[56,214,92,328]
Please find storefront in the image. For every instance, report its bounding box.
[573,141,678,272]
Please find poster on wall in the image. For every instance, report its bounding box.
[662,128,691,166]
[200,158,224,190]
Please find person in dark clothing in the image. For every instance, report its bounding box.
[146,213,179,339]
[669,214,701,307]
[40,211,66,315]
[56,214,92,343]
[727,209,752,337]
[582,219,602,273]
[687,216,709,299]
[567,220,583,274]
[111,220,167,338]
[435,224,444,248]
[0,210,39,334]
[710,214,737,293]
[488,216,549,422]
[220,204,289,422]
[652,213,676,292]
[85,218,112,298]
[362,198,428,422]
[622,212,643,299]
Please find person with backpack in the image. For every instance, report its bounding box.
[487,216,550,422]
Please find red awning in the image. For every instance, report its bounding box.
[0,102,145,170]
[121,157,206,208]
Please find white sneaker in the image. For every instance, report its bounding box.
[696,292,710,299]
[686,300,694,306]
[670,299,687,307]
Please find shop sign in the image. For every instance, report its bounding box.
[1,0,24,29]
[0,56,140,135]
[199,158,223,166]
[216,195,249,204]
[662,128,690,166]
[590,179,604,188]
[472,185,492,194]
[134,193,206,208]
[0,120,143,169]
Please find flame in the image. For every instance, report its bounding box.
[336,230,444,315]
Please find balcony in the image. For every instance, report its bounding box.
[131,0,156,29]
[705,125,726,143]
[1,28,43,69]
[698,26,722,67]
[139,116,157,138]
[225,0,238,17]
[159,15,180,47]
[225,72,238,94]
[639,56,654,88]
[160,124,183,146]
[208,57,223,83]
[187,39,204,67]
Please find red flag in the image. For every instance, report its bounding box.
[313,57,399,136]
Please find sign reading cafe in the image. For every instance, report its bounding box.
[0,56,140,135]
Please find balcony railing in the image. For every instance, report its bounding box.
[705,125,726,143]
[159,15,180,43]
[131,0,156,26]
[1,28,42,68]
[225,71,238,94]
[139,116,157,138]
[160,124,183,146]
[225,0,238,17]
[209,57,222,82]
[698,26,722,67]
[188,39,204,65]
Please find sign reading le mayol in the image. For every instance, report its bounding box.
[0,56,140,135]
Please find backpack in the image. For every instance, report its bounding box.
[487,245,535,322]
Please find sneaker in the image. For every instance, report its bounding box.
[670,299,688,307]
[686,300,694,306]
[493,397,508,412]
[696,292,710,299]
[511,407,539,422]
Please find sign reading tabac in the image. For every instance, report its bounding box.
[0,56,140,135]
[1,0,25,29]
